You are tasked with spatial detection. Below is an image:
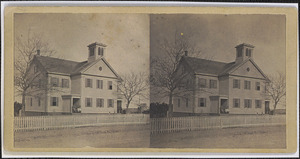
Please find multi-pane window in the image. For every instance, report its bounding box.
[85,78,93,88]
[255,100,262,108]
[233,98,240,108]
[85,98,92,107]
[177,99,180,107]
[97,80,103,89]
[185,98,189,107]
[233,79,240,89]
[51,77,59,87]
[89,47,94,56]
[198,98,206,107]
[62,79,69,88]
[108,99,114,107]
[50,97,58,106]
[256,82,260,91]
[199,78,206,88]
[244,80,251,90]
[244,99,252,108]
[96,98,104,107]
[209,80,217,89]
[108,81,113,90]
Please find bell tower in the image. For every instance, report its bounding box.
[235,43,255,63]
[87,42,107,63]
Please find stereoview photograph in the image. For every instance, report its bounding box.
[12,13,287,149]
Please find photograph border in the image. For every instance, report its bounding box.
[2,3,298,156]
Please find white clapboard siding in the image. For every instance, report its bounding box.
[14,114,150,132]
[150,115,286,134]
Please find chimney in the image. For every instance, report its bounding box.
[184,51,188,56]
[37,49,40,55]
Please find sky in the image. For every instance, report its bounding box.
[150,14,286,75]
[14,13,150,107]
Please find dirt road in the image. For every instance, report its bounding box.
[14,124,150,148]
[150,125,286,148]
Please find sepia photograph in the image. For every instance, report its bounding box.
[150,14,286,148]
[13,13,150,148]
[1,3,298,158]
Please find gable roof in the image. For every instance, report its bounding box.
[182,56,268,80]
[34,55,80,74]
[183,56,235,75]
[34,55,119,78]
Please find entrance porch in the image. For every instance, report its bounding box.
[62,95,81,114]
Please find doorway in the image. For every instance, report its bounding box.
[117,100,122,113]
[265,101,270,114]
[220,99,229,114]
[72,98,81,113]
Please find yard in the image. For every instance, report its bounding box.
[150,125,286,148]
[14,124,150,148]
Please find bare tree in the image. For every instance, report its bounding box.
[266,72,286,115]
[14,30,56,115]
[150,31,208,116]
[117,72,149,111]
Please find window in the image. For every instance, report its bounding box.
[186,98,189,107]
[38,97,41,107]
[85,78,93,88]
[97,80,103,89]
[233,79,240,89]
[30,98,33,106]
[246,48,252,57]
[98,47,104,56]
[209,80,217,89]
[51,77,59,87]
[62,79,69,88]
[85,98,92,107]
[108,99,114,108]
[96,98,104,107]
[244,80,251,90]
[233,98,240,108]
[108,81,113,90]
[237,48,242,57]
[177,99,180,107]
[256,82,260,91]
[255,100,262,108]
[89,47,94,56]
[198,98,206,107]
[244,99,252,108]
[50,97,58,106]
[199,78,206,88]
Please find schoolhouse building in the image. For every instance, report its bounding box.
[173,43,271,115]
[24,42,123,115]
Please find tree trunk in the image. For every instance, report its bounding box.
[273,102,278,115]
[20,93,26,116]
[126,101,131,114]
[168,92,173,117]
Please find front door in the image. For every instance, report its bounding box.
[220,99,229,114]
[265,101,270,114]
[117,100,122,113]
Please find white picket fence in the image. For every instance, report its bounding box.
[150,115,286,134]
[14,114,149,132]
